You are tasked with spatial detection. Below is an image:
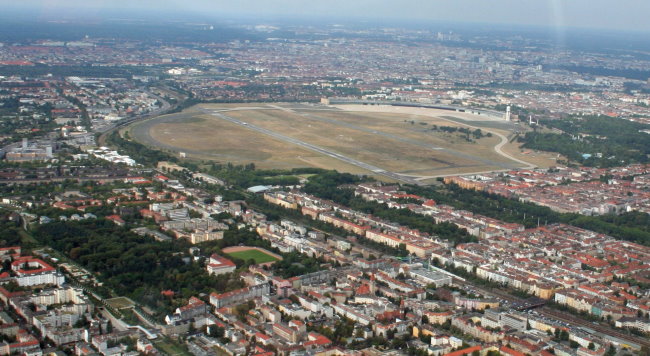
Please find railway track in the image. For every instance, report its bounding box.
[462,282,650,349]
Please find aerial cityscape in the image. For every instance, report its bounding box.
[0,1,649,356]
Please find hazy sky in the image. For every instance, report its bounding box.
[4,0,650,32]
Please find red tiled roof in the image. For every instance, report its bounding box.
[255,332,271,341]
[209,254,236,268]
[106,215,125,224]
[356,283,371,295]
[12,258,55,275]
[500,346,526,356]
[443,346,483,356]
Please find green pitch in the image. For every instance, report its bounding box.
[226,249,279,264]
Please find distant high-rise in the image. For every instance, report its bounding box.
[505,105,511,121]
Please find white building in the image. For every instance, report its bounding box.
[206,254,236,276]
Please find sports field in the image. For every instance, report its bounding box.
[223,246,281,264]
[129,103,557,182]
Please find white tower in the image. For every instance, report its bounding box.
[505,105,511,121]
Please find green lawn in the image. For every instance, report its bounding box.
[105,296,136,310]
[154,338,193,356]
[226,249,279,264]
[18,230,38,246]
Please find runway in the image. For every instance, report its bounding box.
[269,104,518,171]
[199,108,425,185]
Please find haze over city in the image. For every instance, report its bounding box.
[3,0,650,32]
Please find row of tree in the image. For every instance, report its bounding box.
[406,183,650,246]
[302,172,476,245]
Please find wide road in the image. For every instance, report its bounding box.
[199,108,425,185]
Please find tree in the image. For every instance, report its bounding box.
[208,325,224,338]
[386,329,396,340]
[391,337,407,350]
[570,340,579,349]
[588,342,595,350]
[560,329,570,341]
[74,315,89,328]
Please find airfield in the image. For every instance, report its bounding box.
[128,103,557,184]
